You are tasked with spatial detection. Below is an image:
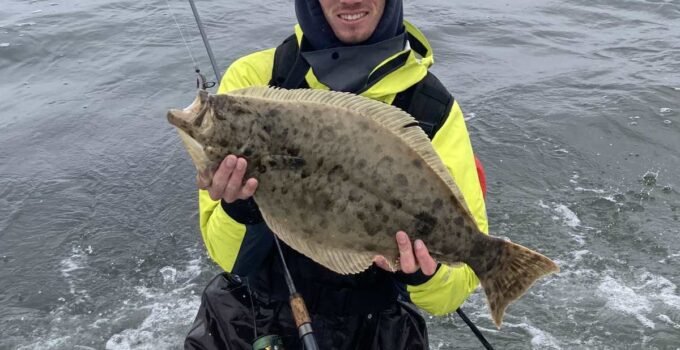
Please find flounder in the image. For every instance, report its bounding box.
[168,87,559,327]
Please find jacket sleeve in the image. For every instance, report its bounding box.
[403,100,489,315]
[198,49,276,274]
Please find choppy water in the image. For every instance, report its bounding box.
[1,0,678,349]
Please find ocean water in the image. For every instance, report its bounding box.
[1,0,679,349]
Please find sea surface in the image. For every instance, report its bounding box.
[1,0,679,349]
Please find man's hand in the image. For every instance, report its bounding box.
[373,231,437,276]
[198,155,258,202]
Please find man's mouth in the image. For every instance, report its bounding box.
[338,12,368,22]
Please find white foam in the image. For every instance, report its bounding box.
[159,266,178,284]
[569,173,579,184]
[19,248,206,350]
[600,195,618,203]
[634,271,680,311]
[538,201,581,227]
[0,43,9,47]
[553,204,580,228]
[659,252,680,264]
[570,250,589,263]
[574,187,605,194]
[17,336,77,350]
[597,271,680,331]
[598,276,655,328]
[659,107,673,114]
[538,201,585,244]
[105,251,204,349]
[105,296,201,350]
[506,320,562,349]
[658,314,680,329]
[60,246,90,300]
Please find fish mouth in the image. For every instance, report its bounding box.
[167,89,210,131]
[168,90,212,174]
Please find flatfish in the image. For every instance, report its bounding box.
[167,87,559,327]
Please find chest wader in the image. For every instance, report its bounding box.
[185,34,454,350]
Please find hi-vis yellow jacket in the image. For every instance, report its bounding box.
[198,21,488,316]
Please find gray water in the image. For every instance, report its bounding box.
[1,0,678,349]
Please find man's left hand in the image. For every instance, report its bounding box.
[373,231,437,276]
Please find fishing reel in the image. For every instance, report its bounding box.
[195,68,216,90]
[252,335,285,350]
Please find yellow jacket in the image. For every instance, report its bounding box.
[198,22,488,316]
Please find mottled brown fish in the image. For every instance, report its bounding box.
[167,87,559,327]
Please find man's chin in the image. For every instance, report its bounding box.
[336,31,372,45]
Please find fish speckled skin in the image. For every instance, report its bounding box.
[168,87,559,327]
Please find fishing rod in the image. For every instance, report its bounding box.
[273,236,320,350]
[170,1,320,349]
[456,307,495,350]
[186,0,221,86]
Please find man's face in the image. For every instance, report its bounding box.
[318,0,386,44]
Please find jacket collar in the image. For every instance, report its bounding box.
[294,20,435,103]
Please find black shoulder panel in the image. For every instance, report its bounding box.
[392,72,454,139]
[270,34,309,89]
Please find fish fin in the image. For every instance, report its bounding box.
[477,240,559,328]
[262,155,306,170]
[260,209,375,275]
[230,86,474,218]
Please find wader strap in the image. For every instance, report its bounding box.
[392,72,454,139]
[270,34,310,89]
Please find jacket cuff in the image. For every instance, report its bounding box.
[220,198,264,225]
[394,263,442,286]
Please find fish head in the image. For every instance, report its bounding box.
[167,89,219,175]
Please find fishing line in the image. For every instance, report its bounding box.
[164,0,198,70]
[164,0,216,89]
[245,277,259,341]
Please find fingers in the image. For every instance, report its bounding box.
[206,155,258,202]
[414,239,437,276]
[396,231,417,274]
[372,255,393,272]
[208,156,236,200]
[394,232,438,276]
[224,158,248,203]
[239,178,259,200]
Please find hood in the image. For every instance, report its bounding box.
[295,0,404,50]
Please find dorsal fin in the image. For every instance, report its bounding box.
[229,86,474,218]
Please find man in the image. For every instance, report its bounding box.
[185,0,488,348]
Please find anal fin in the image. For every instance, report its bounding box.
[260,210,375,275]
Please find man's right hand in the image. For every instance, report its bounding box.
[198,155,259,203]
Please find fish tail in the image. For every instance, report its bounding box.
[476,239,559,328]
